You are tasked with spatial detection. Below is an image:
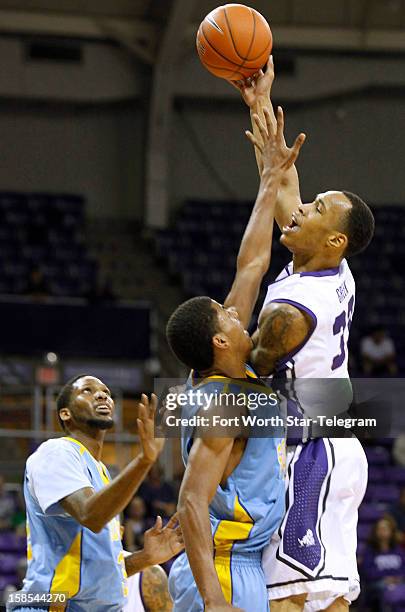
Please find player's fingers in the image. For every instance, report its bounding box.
[266,55,274,77]
[252,113,268,141]
[137,404,147,424]
[245,131,263,153]
[227,79,242,91]
[149,393,157,417]
[263,107,275,139]
[287,133,306,167]
[165,513,179,530]
[155,515,163,531]
[276,106,284,142]
[137,418,145,440]
[141,393,148,408]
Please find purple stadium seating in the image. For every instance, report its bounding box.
[358,502,387,523]
[0,553,22,573]
[0,574,17,590]
[358,523,372,542]
[383,584,405,606]
[368,465,385,482]
[365,446,391,465]
[0,532,26,553]
[387,466,405,486]
[365,484,400,504]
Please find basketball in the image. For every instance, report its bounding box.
[196,4,272,81]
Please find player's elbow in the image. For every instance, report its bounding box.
[236,257,268,277]
[79,513,104,533]
[177,489,205,520]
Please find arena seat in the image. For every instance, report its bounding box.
[0,191,97,297]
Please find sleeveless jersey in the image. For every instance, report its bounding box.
[22,437,127,611]
[180,366,286,556]
[262,260,356,439]
[262,260,355,378]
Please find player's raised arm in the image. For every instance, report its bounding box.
[230,57,303,230]
[223,106,305,328]
[61,394,164,533]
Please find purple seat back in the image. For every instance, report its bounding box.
[365,446,390,465]
[0,532,26,553]
[383,583,405,605]
[358,503,385,523]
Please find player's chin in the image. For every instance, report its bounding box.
[87,416,114,430]
[280,231,298,250]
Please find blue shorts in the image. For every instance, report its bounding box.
[169,550,269,612]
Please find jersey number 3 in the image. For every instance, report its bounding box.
[331,295,354,371]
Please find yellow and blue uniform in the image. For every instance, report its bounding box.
[169,367,286,612]
[15,437,127,611]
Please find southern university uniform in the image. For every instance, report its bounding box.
[169,367,286,612]
[123,571,145,612]
[261,261,368,611]
[17,436,128,611]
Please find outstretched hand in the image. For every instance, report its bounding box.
[143,514,184,565]
[137,393,165,464]
[229,56,274,108]
[246,106,306,176]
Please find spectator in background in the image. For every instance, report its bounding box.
[361,326,398,376]
[393,436,405,468]
[360,516,405,611]
[0,475,15,531]
[123,496,149,552]
[138,464,176,520]
[389,487,405,541]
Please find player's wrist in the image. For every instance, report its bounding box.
[204,594,228,607]
[250,92,270,111]
[136,453,154,468]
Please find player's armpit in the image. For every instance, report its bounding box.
[60,487,98,531]
[251,302,312,376]
[141,565,172,612]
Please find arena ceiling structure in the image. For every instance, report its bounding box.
[0,0,404,61]
[0,0,403,227]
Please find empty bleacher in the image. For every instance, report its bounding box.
[0,192,97,297]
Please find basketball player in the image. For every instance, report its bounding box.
[166,109,305,611]
[231,59,375,611]
[125,564,173,611]
[14,375,183,611]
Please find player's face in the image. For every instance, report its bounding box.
[280,191,352,255]
[210,301,253,357]
[69,376,115,431]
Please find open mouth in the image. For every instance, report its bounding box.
[283,214,300,234]
[95,404,111,415]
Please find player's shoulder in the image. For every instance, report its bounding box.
[27,437,82,468]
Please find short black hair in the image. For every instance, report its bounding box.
[56,374,87,431]
[166,297,219,371]
[342,191,375,258]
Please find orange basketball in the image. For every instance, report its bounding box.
[196,3,272,81]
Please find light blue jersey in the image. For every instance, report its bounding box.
[20,436,127,611]
[169,366,286,611]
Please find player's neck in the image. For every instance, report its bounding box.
[202,358,247,379]
[292,252,341,274]
[66,428,106,460]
